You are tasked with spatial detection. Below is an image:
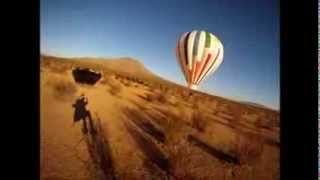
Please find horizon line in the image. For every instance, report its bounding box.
[41,52,279,111]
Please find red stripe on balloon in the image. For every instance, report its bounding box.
[195,53,212,83]
[194,61,203,82]
[191,61,196,83]
[197,49,220,85]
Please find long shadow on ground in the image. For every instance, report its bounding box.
[122,108,172,178]
[187,134,240,165]
[123,107,165,143]
[83,114,116,180]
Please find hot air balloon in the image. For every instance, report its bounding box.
[176,30,224,90]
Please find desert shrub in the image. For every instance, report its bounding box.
[108,80,122,96]
[144,94,152,102]
[229,105,244,122]
[100,78,107,85]
[143,81,148,86]
[217,102,229,113]
[110,85,121,96]
[177,104,188,119]
[158,85,168,93]
[274,116,280,127]
[40,59,50,67]
[145,90,168,103]
[48,63,69,74]
[100,76,110,85]
[130,77,136,82]
[180,90,192,102]
[167,139,229,179]
[136,79,143,84]
[156,92,167,104]
[231,132,264,165]
[190,109,207,132]
[168,87,175,93]
[167,140,195,178]
[50,78,77,101]
[122,80,131,87]
[133,84,139,88]
[228,164,254,180]
[265,113,279,127]
[145,82,151,87]
[254,118,274,130]
[166,94,178,106]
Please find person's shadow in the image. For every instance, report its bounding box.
[72,94,95,134]
[72,97,116,180]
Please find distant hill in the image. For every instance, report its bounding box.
[236,101,278,114]
[241,101,267,108]
[41,54,178,88]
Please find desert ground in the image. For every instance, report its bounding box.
[40,55,280,180]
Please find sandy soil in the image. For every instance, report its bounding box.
[40,56,280,180]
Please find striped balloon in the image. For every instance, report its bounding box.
[176,30,224,90]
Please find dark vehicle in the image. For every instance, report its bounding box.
[72,67,102,85]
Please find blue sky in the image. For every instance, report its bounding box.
[41,0,279,110]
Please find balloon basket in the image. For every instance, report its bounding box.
[188,84,198,90]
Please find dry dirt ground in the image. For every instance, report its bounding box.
[40,56,280,180]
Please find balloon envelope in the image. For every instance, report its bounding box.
[176,30,224,90]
